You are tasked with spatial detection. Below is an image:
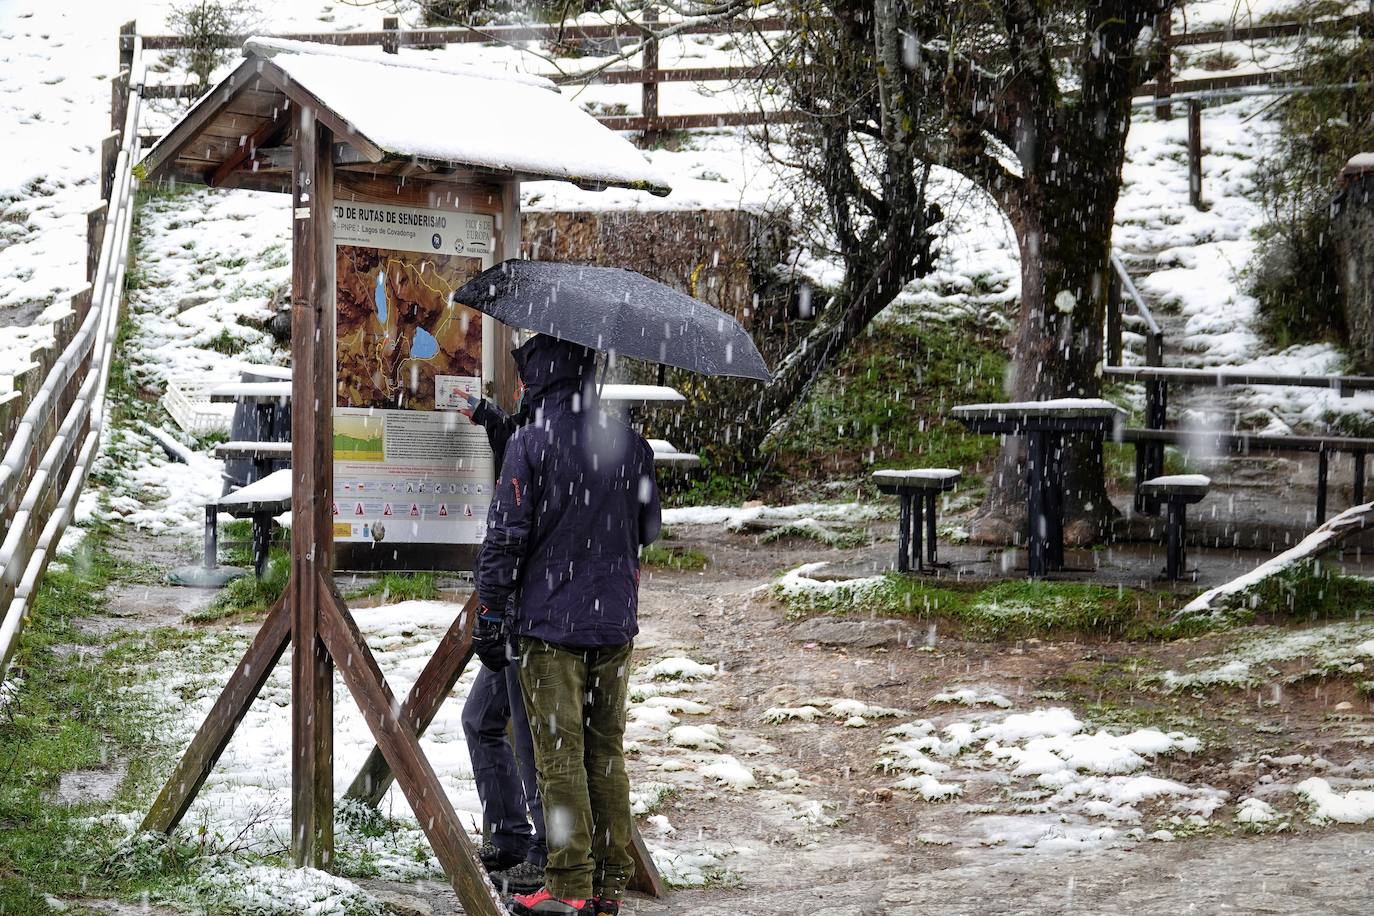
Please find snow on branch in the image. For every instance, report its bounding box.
[1179,502,1374,618]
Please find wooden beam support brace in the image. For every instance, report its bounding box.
[289,108,336,870]
[316,575,505,916]
[209,112,290,189]
[140,594,292,834]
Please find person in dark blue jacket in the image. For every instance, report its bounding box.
[475,334,660,916]
[458,381,547,894]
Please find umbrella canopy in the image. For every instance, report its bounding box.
[453,260,772,382]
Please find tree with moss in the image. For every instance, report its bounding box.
[741,1,1172,541]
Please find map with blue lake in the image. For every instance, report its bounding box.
[335,244,486,411]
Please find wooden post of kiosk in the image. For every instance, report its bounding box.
[136,37,668,908]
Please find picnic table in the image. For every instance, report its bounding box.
[951,399,1126,577]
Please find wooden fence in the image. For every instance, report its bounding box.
[0,26,143,679]
[133,11,1370,137]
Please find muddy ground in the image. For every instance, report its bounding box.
[74,523,1374,914]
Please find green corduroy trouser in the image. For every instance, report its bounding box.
[517,637,636,901]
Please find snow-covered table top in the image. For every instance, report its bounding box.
[602,384,687,407]
[208,381,292,402]
[951,398,1125,419]
[216,469,293,510]
[1139,473,1212,497]
[215,441,293,457]
[872,468,962,491]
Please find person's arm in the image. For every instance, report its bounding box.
[638,445,662,547]
[476,431,538,619]
[470,397,519,461]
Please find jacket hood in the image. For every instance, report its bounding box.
[512,334,598,413]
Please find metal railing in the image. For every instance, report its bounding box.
[0,35,143,679]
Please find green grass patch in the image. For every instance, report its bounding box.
[189,549,290,622]
[0,527,200,907]
[641,543,709,571]
[774,318,1007,484]
[345,572,441,604]
[777,572,1191,641]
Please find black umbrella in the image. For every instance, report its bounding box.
[453,260,772,382]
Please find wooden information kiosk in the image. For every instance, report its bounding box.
[135,38,671,912]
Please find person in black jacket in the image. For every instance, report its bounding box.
[459,379,546,893]
[476,334,660,916]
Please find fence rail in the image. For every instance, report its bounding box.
[131,11,1368,138]
[0,27,142,680]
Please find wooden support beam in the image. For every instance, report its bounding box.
[317,576,505,916]
[141,596,292,834]
[209,113,289,188]
[627,826,667,898]
[289,109,336,870]
[344,593,478,805]
[1154,11,1173,120]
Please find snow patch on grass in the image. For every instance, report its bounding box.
[1295,777,1374,825]
[193,864,380,916]
[879,706,1218,838]
[772,562,889,611]
[1157,622,1374,690]
[930,687,1013,708]
[638,656,717,681]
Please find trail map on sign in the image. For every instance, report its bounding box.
[335,246,485,411]
[332,202,496,549]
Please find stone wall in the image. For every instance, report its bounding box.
[1333,156,1374,370]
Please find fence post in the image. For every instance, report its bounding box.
[86,202,108,284]
[1154,11,1173,120]
[1187,99,1203,209]
[382,16,400,54]
[99,130,120,204]
[1107,265,1123,366]
[118,20,135,71]
[111,70,130,141]
[639,6,661,148]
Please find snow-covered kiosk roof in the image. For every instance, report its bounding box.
[140,37,672,196]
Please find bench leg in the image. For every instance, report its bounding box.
[1046,436,1065,570]
[896,495,910,574]
[1027,431,1047,577]
[925,492,938,567]
[913,492,925,572]
[205,505,218,569]
[252,512,272,579]
[1165,499,1185,580]
[1317,450,1329,524]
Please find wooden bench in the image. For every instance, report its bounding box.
[1121,427,1374,522]
[872,469,961,573]
[1139,474,1210,580]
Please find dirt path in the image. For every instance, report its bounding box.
[69,524,1374,914]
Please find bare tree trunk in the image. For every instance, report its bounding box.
[972,182,1118,545]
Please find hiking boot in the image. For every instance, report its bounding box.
[506,887,590,915]
[590,898,620,916]
[478,841,524,874]
[492,858,545,895]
